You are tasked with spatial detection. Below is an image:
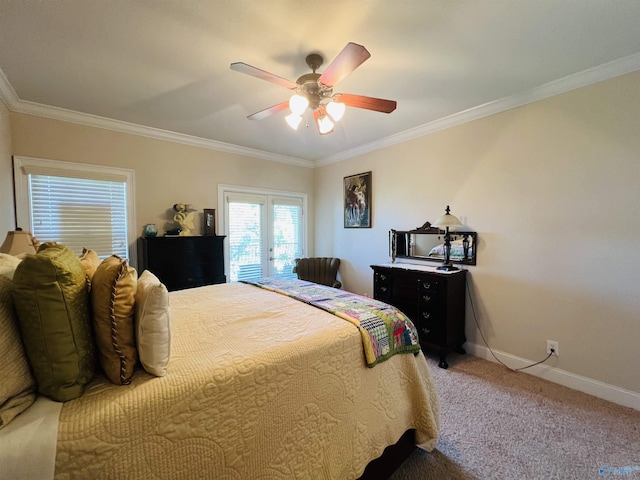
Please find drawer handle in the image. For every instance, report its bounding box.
[422,312,431,319]
[380,286,387,292]
[422,328,431,335]
[422,295,431,302]
[380,274,386,281]
[423,282,431,289]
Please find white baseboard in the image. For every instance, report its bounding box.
[465,343,640,411]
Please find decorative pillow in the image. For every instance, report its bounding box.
[79,248,101,285]
[134,270,172,377]
[0,254,36,428]
[11,243,95,402]
[91,255,138,385]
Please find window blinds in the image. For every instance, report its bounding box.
[29,174,129,260]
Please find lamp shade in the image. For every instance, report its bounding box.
[0,230,38,256]
[326,100,345,121]
[432,205,463,231]
[285,112,303,130]
[289,94,309,115]
[317,114,334,135]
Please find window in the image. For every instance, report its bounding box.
[13,156,136,266]
[219,185,306,282]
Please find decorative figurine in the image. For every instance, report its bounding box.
[173,203,196,236]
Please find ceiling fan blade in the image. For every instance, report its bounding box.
[335,93,397,113]
[247,101,290,120]
[230,62,298,90]
[318,42,371,88]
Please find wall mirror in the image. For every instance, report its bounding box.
[390,221,477,266]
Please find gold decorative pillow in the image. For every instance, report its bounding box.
[135,270,172,377]
[0,254,36,428]
[91,255,138,385]
[79,248,100,286]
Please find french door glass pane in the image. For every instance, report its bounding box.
[272,203,302,279]
[228,202,264,282]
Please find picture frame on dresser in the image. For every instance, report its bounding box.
[203,208,216,235]
[344,171,371,228]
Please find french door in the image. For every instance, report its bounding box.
[220,186,306,282]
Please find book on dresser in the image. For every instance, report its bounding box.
[139,235,226,291]
[371,263,466,369]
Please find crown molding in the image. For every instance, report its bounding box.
[0,73,313,168]
[2,52,639,169]
[315,51,640,167]
[0,67,19,109]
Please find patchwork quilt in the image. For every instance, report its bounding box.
[243,277,421,367]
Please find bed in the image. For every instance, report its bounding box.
[426,239,468,260]
[1,256,439,479]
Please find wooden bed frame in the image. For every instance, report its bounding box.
[358,429,416,480]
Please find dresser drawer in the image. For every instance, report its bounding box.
[373,271,392,301]
[140,236,226,291]
[417,321,446,345]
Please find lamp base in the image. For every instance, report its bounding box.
[436,264,459,272]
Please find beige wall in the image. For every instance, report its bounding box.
[7,113,315,259]
[0,101,13,234]
[316,71,640,396]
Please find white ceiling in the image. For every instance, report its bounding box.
[1,1,639,166]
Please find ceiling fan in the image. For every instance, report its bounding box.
[230,42,397,135]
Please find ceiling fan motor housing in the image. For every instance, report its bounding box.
[295,72,332,109]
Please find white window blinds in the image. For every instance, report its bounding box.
[14,157,136,266]
[227,199,265,281]
[271,198,303,279]
[29,174,129,259]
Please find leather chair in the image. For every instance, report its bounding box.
[293,257,341,288]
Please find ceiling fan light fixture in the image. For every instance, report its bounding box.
[326,99,345,121]
[289,94,309,115]
[285,112,303,130]
[317,112,334,135]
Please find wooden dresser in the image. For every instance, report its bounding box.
[139,236,226,291]
[371,263,466,368]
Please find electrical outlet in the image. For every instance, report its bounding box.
[546,340,559,356]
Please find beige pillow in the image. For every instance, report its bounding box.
[0,254,36,428]
[79,248,100,285]
[91,256,138,385]
[135,270,172,377]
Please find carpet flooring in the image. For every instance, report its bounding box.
[389,353,640,480]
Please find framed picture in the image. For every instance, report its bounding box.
[203,208,216,235]
[344,171,372,228]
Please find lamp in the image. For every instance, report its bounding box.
[0,228,39,256]
[431,206,464,271]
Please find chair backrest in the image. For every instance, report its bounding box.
[293,257,341,289]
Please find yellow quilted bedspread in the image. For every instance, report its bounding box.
[54,282,439,479]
